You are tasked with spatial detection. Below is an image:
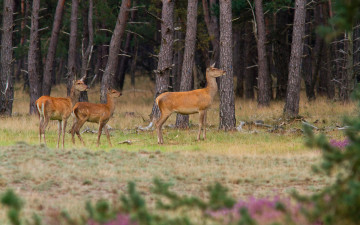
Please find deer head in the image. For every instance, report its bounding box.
[107,87,122,98]
[73,79,89,92]
[206,64,226,78]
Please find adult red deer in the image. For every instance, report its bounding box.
[36,78,89,148]
[155,65,226,144]
[71,88,122,147]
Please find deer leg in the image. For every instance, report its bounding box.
[70,119,77,144]
[39,116,44,144]
[57,121,62,148]
[75,120,86,146]
[197,110,205,141]
[203,110,207,140]
[97,122,106,147]
[156,112,171,144]
[42,116,50,146]
[104,125,112,147]
[62,120,67,149]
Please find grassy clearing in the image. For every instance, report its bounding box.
[0,143,326,224]
[0,77,356,223]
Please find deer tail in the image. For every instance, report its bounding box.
[36,102,45,117]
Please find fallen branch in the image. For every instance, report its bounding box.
[302,121,319,130]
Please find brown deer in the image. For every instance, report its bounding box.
[70,88,122,147]
[36,78,89,148]
[155,64,226,144]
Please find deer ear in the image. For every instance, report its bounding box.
[72,79,75,85]
[210,62,215,68]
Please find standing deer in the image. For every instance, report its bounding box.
[70,87,122,147]
[155,64,226,144]
[36,78,89,148]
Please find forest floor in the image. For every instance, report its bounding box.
[0,77,356,223]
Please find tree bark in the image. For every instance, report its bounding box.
[175,0,198,129]
[284,0,306,118]
[274,10,290,100]
[0,0,14,116]
[234,25,244,98]
[66,0,79,96]
[219,0,236,130]
[303,5,315,100]
[130,37,138,88]
[116,0,137,91]
[244,21,256,99]
[100,0,131,103]
[255,0,271,106]
[150,0,175,120]
[79,0,94,102]
[42,0,66,96]
[116,33,131,90]
[173,20,184,92]
[28,0,42,115]
[202,0,220,66]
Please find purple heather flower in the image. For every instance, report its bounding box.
[208,196,318,225]
[329,139,350,149]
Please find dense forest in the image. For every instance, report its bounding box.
[0,0,359,129]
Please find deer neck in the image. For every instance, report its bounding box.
[69,86,80,106]
[205,73,218,99]
[106,94,116,114]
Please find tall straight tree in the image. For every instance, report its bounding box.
[202,0,220,65]
[42,0,66,96]
[244,21,256,99]
[67,0,79,96]
[28,0,41,114]
[284,0,306,117]
[150,0,175,120]
[79,0,94,102]
[219,0,236,130]
[254,0,271,106]
[116,0,137,90]
[175,0,198,129]
[0,0,15,116]
[100,0,131,103]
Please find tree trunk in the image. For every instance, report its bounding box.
[173,20,184,92]
[116,0,137,90]
[219,0,236,130]
[234,25,244,98]
[244,21,256,99]
[255,0,271,106]
[66,0,79,96]
[79,0,94,102]
[339,31,354,101]
[130,37,138,88]
[202,0,220,66]
[175,0,198,129]
[284,0,306,118]
[150,0,175,120]
[23,0,31,92]
[274,10,291,100]
[0,0,14,116]
[28,0,41,115]
[116,33,131,90]
[42,0,66,96]
[303,5,315,100]
[100,0,131,103]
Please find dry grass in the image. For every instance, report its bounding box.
[0,76,356,223]
[0,143,326,224]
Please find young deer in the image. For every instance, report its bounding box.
[71,88,122,147]
[155,65,226,144]
[36,79,89,148]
